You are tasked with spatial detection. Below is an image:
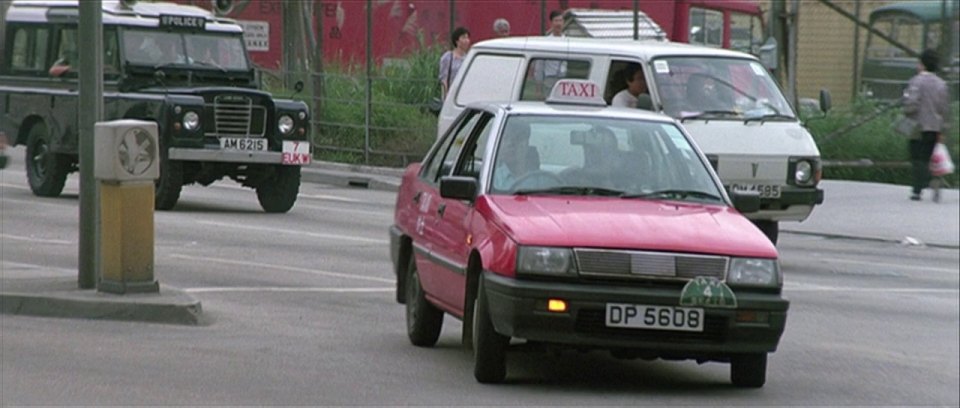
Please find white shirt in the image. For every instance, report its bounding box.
[611,89,638,108]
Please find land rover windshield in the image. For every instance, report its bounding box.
[122,29,249,71]
[652,57,795,121]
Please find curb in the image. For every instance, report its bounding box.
[0,278,204,325]
[781,230,960,250]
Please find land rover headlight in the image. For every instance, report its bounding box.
[516,246,577,277]
[278,115,295,135]
[182,111,200,131]
[795,160,813,184]
[727,258,780,287]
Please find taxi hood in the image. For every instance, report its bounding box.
[482,195,777,258]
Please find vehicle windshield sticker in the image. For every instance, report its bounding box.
[750,62,767,76]
[654,60,669,74]
[660,124,690,150]
[679,277,737,308]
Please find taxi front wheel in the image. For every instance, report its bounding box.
[405,256,443,347]
[473,278,508,383]
[730,353,767,388]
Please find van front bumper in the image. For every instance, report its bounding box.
[482,272,788,356]
[736,187,824,222]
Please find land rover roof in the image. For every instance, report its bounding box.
[5,0,242,33]
[473,36,757,60]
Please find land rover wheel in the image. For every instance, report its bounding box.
[154,152,183,211]
[730,353,767,388]
[405,256,443,347]
[473,278,508,384]
[256,165,300,213]
[25,123,69,197]
[755,220,779,244]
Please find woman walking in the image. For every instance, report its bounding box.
[439,27,471,99]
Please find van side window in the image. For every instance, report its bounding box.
[455,54,523,107]
[9,26,50,73]
[521,58,590,101]
[689,7,723,48]
[50,27,78,77]
[604,60,644,104]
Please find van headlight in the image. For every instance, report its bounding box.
[516,246,577,277]
[278,115,295,135]
[727,258,780,287]
[182,111,200,131]
[795,160,813,184]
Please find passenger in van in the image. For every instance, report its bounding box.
[49,48,76,77]
[610,63,649,109]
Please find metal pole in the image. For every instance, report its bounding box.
[449,0,455,34]
[852,0,861,101]
[770,0,785,84]
[633,0,639,40]
[78,0,103,289]
[540,0,546,34]
[365,0,372,165]
[787,0,799,106]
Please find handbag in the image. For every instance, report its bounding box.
[930,142,955,176]
[893,115,920,139]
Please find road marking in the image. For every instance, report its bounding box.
[0,196,76,209]
[194,220,388,244]
[293,203,391,218]
[810,257,959,274]
[785,281,959,293]
[0,182,32,191]
[209,183,368,203]
[1,260,76,274]
[0,233,74,245]
[183,286,393,293]
[169,254,395,283]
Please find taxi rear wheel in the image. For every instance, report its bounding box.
[473,278,508,383]
[25,123,69,197]
[730,353,767,388]
[405,256,443,347]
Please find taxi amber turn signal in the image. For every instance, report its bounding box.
[547,299,568,313]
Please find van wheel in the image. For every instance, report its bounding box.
[730,353,767,388]
[256,165,300,213]
[25,123,69,197]
[154,153,183,210]
[755,220,778,244]
[405,255,443,347]
[473,277,508,383]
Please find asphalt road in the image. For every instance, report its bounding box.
[1,152,958,406]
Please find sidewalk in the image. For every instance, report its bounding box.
[2,161,957,325]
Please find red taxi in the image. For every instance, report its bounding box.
[388,80,788,387]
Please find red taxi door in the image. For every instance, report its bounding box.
[414,110,487,314]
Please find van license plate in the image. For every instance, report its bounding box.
[605,303,704,332]
[731,184,781,198]
[220,137,267,151]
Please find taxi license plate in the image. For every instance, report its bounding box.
[220,137,267,151]
[731,183,781,198]
[605,303,704,332]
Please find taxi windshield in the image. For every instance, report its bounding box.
[651,57,795,120]
[490,115,723,203]
[122,30,249,71]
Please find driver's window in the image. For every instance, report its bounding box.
[421,110,482,185]
[454,115,495,181]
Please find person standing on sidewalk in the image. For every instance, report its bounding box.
[493,18,511,38]
[902,49,950,201]
[439,27,471,100]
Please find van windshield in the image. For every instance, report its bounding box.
[122,29,249,71]
[651,57,794,120]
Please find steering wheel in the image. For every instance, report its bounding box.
[509,170,565,191]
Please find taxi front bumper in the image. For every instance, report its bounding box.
[482,272,788,356]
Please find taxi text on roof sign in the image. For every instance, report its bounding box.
[547,79,606,106]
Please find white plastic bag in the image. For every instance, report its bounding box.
[930,143,955,176]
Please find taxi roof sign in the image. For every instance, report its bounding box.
[547,79,606,106]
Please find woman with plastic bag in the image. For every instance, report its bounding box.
[901,49,951,202]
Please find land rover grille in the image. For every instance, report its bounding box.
[207,95,267,138]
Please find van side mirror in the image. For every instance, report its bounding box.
[819,89,832,114]
[636,94,654,111]
[439,176,477,201]
[730,190,760,214]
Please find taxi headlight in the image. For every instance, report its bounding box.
[182,111,200,131]
[278,115,295,135]
[516,246,577,277]
[795,160,813,185]
[727,258,780,287]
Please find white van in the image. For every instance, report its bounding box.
[438,37,825,244]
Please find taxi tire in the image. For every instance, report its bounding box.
[473,279,508,383]
[25,123,69,198]
[154,154,183,211]
[730,353,767,388]
[405,256,443,347]
[256,165,300,213]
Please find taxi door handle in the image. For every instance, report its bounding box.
[437,203,446,217]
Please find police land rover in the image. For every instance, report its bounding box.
[0,0,311,212]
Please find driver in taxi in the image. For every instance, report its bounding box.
[492,122,538,191]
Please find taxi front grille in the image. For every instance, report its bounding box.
[575,249,727,281]
[574,309,726,343]
[207,95,267,137]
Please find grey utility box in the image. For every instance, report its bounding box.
[94,120,160,182]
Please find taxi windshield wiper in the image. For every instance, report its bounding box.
[743,112,796,123]
[621,189,723,202]
[680,110,741,123]
[515,186,625,196]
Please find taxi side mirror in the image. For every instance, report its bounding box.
[730,189,760,214]
[440,176,477,201]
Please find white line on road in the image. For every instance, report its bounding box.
[209,183,368,203]
[0,196,76,209]
[193,220,388,244]
[785,281,959,293]
[809,257,959,274]
[183,286,393,293]
[293,203,391,218]
[169,254,395,283]
[0,233,74,245]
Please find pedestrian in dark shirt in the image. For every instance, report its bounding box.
[902,49,950,201]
